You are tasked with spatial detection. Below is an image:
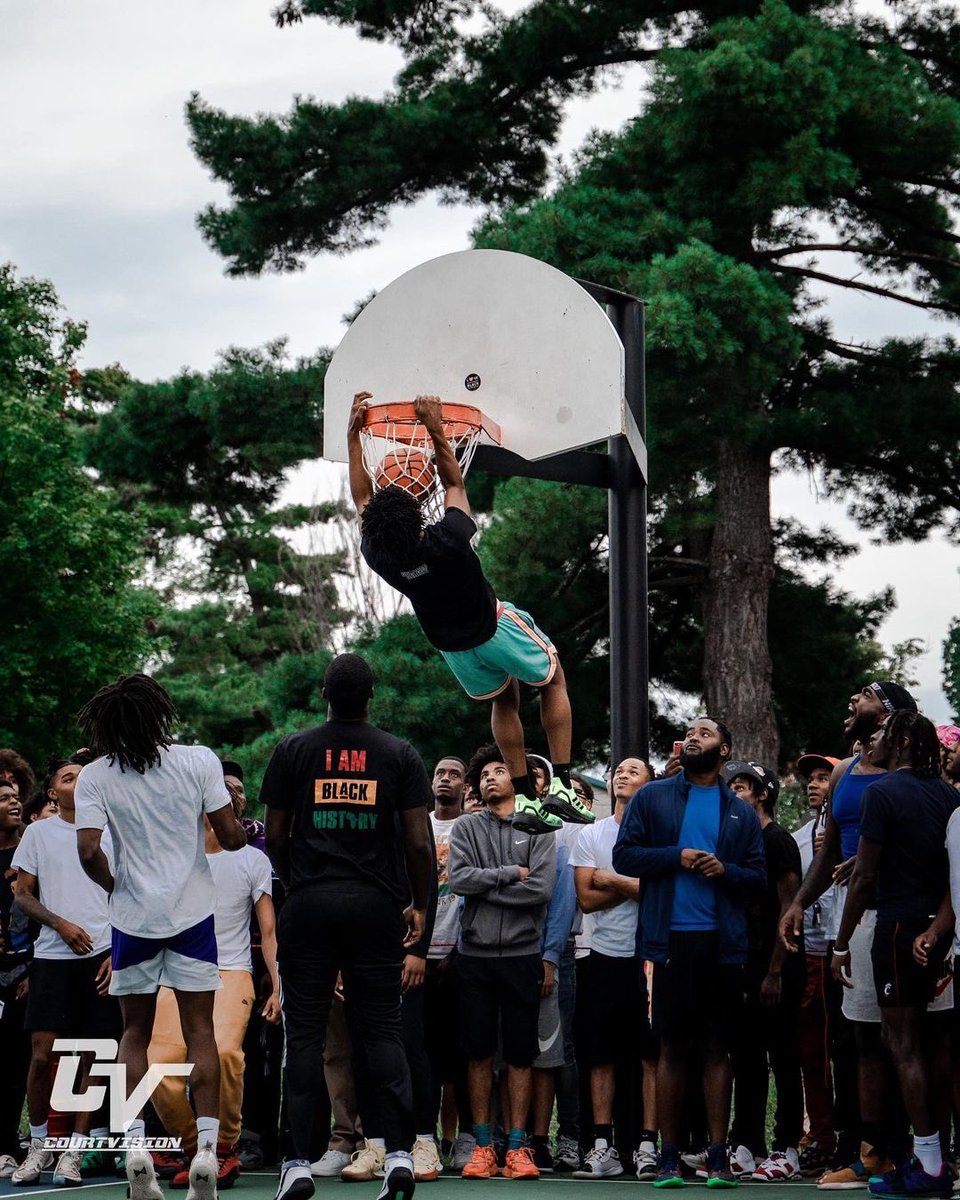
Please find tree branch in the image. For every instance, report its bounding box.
[775,264,960,314]
[757,243,960,272]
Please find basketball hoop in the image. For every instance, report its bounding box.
[360,402,502,520]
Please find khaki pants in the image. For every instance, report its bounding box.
[148,970,254,1153]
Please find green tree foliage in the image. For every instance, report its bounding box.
[0,265,154,767]
[944,619,960,720]
[185,0,960,765]
[81,344,348,755]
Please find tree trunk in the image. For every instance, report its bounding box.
[702,440,780,767]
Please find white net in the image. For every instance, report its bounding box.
[360,404,490,522]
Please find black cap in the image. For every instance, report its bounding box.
[722,760,780,804]
[220,759,244,782]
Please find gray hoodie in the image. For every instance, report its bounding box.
[447,807,557,958]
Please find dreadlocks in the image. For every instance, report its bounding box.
[76,674,178,774]
[878,709,943,779]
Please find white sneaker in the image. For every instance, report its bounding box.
[12,1139,55,1186]
[125,1148,165,1200]
[411,1138,442,1182]
[185,1144,219,1200]
[634,1140,658,1181]
[377,1154,415,1200]
[451,1133,476,1172]
[275,1159,316,1200]
[730,1144,758,1181]
[0,1154,19,1180]
[53,1150,83,1187]
[574,1145,624,1178]
[754,1148,801,1181]
[342,1141,386,1182]
[311,1149,351,1177]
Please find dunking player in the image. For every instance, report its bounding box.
[347,391,593,837]
[75,675,247,1200]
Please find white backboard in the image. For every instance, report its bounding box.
[323,249,625,462]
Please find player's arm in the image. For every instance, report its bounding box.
[832,835,880,986]
[761,866,801,1004]
[208,802,247,851]
[77,828,115,895]
[414,394,471,515]
[253,892,282,1024]
[13,871,94,955]
[347,390,375,515]
[400,805,433,946]
[265,806,293,887]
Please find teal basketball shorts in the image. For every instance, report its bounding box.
[439,601,558,700]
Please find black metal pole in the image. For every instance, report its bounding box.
[607,299,649,763]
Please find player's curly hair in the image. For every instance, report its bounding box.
[466,743,538,798]
[360,486,425,560]
[877,709,942,778]
[77,674,177,775]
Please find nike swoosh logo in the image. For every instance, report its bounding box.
[539,1026,561,1053]
[514,839,527,845]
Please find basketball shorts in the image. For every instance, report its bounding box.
[110,915,221,996]
[842,909,953,1022]
[25,951,121,1035]
[872,916,951,1009]
[652,931,743,1049]
[457,953,543,1068]
[440,601,558,700]
[579,951,657,1065]
[533,984,565,1070]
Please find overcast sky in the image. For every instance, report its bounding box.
[2,0,957,723]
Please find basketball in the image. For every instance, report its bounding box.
[375,448,436,500]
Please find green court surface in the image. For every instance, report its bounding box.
[0,1173,827,1200]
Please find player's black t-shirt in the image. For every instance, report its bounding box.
[748,820,803,969]
[859,771,960,921]
[260,719,432,902]
[361,507,498,652]
[0,845,32,975]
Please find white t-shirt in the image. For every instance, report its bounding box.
[207,845,272,972]
[75,744,230,938]
[569,815,639,958]
[12,817,114,960]
[947,808,960,954]
[429,813,461,960]
[793,817,835,957]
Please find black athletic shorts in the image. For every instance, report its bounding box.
[25,951,121,1035]
[578,951,657,1065]
[651,931,743,1048]
[872,917,948,1009]
[457,953,543,1068]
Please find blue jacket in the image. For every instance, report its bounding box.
[612,772,766,965]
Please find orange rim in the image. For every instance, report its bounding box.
[361,401,501,446]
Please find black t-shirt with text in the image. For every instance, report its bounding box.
[361,507,498,652]
[260,719,432,903]
[859,771,960,921]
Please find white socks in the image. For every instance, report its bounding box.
[124,1119,146,1142]
[913,1132,942,1176]
[196,1118,220,1151]
[29,1124,48,1142]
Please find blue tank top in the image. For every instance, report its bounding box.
[831,755,886,859]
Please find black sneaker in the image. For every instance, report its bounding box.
[654,1144,685,1189]
[275,1160,315,1200]
[706,1142,737,1189]
[554,1136,581,1173]
[376,1158,416,1200]
[531,1142,554,1174]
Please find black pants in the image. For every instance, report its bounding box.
[278,884,413,1159]
[423,960,471,1131]
[0,974,29,1158]
[731,961,804,1157]
[353,977,434,1139]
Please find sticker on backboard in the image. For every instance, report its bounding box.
[464,373,481,392]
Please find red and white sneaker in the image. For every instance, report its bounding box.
[754,1149,801,1182]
